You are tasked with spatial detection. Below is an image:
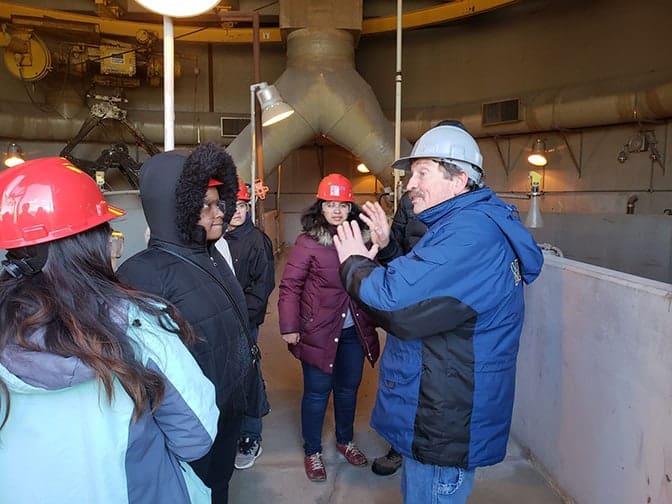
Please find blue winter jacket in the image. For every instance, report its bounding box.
[0,302,219,503]
[340,188,544,469]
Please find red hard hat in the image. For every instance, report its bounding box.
[237,179,251,201]
[316,173,353,202]
[0,157,125,249]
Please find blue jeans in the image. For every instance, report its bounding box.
[239,326,263,442]
[301,326,365,455]
[401,457,475,504]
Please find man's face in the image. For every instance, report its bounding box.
[229,200,249,229]
[198,187,225,240]
[406,159,467,214]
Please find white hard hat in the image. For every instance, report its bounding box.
[392,125,484,186]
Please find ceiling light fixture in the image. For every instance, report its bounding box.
[250,82,294,224]
[4,143,25,168]
[255,83,295,127]
[527,138,548,167]
[356,163,370,174]
[132,0,220,17]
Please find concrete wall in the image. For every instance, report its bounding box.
[527,214,672,284]
[512,255,672,504]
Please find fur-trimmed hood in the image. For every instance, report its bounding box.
[305,222,370,247]
[139,143,238,247]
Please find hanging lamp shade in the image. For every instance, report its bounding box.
[4,143,25,168]
[255,83,295,126]
[132,0,220,17]
[527,138,548,167]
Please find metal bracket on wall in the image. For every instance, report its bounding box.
[493,136,510,176]
[560,131,582,178]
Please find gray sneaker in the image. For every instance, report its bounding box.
[234,438,262,469]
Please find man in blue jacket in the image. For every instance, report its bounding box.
[333,124,544,504]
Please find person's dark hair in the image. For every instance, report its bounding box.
[437,160,483,191]
[0,222,196,430]
[176,143,238,244]
[300,199,368,232]
[434,119,468,131]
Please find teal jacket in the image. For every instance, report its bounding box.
[0,302,219,503]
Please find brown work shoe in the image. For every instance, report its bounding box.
[371,447,403,476]
[304,452,327,482]
[336,442,368,466]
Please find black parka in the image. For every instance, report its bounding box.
[117,146,253,420]
[224,216,275,328]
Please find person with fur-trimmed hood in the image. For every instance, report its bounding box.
[117,143,255,504]
[278,173,380,483]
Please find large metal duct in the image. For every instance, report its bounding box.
[0,73,670,152]
[226,27,408,187]
[401,71,672,141]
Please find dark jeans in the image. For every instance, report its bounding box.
[190,413,243,504]
[301,326,365,456]
[239,326,263,442]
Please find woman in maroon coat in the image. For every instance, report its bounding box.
[278,173,380,483]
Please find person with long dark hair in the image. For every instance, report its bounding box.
[0,157,218,504]
[278,173,380,482]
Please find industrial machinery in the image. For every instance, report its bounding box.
[0,21,170,189]
[0,24,178,87]
[60,97,161,189]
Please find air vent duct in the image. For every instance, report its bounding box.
[220,116,250,138]
[482,98,520,126]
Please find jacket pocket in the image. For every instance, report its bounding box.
[379,336,422,388]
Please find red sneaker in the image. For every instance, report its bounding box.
[336,442,368,466]
[304,452,327,482]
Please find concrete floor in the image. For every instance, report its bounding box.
[229,256,568,504]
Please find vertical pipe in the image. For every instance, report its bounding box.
[207,43,214,112]
[252,13,263,228]
[163,16,175,151]
[276,163,282,213]
[393,0,403,212]
[250,84,257,224]
[217,11,263,225]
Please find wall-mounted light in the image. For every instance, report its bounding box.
[255,83,295,127]
[4,142,25,168]
[527,138,548,167]
[356,163,370,174]
[250,82,294,223]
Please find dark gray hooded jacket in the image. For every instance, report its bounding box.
[117,144,253,420]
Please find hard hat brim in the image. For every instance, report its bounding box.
[391,156,414,171]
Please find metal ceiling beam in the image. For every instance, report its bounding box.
[362,0,519,34]
[0,2,281,43]
[0,1,517,43]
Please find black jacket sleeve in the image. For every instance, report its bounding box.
[243,232,276,327]
[376,191,427,265]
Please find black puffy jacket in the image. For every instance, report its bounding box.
[376,191,428,265]
[117,146,253,419]
[224,216,275,327]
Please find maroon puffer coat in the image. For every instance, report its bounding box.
[278,227,380,374]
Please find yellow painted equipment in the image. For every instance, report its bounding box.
[2,31,50,81]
